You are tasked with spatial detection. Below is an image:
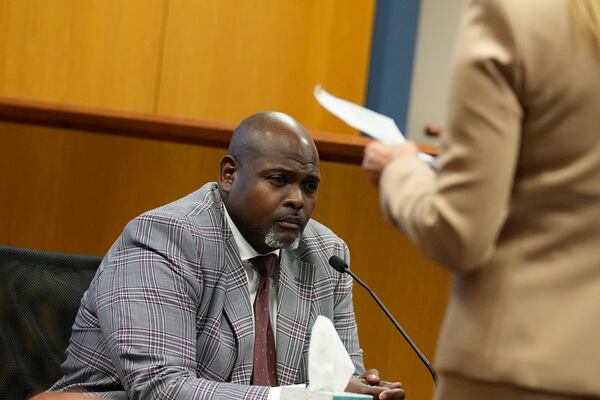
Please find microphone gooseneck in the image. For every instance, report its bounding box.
[328,255,438,385]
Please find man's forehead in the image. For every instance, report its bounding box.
[253,138,318,164]
[261,158,319,171]
[285,149,319,166]
[255,153,320,174]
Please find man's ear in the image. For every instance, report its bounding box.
[218,155,238,192]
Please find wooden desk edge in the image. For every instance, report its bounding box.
[0,97,439,165]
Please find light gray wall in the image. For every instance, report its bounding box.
[406,0,466,144]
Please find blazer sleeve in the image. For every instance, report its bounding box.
[94,213,269,400]
[379,0,523,272]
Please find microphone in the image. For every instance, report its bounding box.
[328,255,438,385]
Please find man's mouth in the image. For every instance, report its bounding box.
[276,215,303,230]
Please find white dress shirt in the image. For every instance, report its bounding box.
[223,205,280,339]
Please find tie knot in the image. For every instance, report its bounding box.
[249,254,277,278]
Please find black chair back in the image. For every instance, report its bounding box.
[0,245,102,399]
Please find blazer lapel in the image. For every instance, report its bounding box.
[222,237,255,384]
[275,249,314,385]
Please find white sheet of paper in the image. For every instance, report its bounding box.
[314,85,404,144]
[314,85,434,164]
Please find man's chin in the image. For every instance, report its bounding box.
[265,231,300,250]
[282,238,300,250]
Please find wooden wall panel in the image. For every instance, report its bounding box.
[0,0,166,111]
[156,0,375,134]
[0,121,226,255]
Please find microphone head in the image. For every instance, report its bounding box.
[328,255,348,273]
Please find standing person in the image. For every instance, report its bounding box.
[361,0,600,399]
[49,111,405,400]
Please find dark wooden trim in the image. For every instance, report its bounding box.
[0,97,438,164]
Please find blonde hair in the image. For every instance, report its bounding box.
[571,0,600,49]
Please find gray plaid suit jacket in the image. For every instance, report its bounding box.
[50,182,365,399]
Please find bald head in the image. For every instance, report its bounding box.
[227,111,318,165]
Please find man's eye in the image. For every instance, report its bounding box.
[304,182,319,193]
[269,176,285,185]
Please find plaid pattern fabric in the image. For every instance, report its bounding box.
[50,183,364,399]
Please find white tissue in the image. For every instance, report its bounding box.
[307,316,355,393]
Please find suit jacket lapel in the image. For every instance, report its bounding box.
[222,235,255,384]
[276,248,314,385]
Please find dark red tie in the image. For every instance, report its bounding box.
[249,254,278,386]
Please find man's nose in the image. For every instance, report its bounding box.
[283,185,305,209]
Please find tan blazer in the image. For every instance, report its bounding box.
[379,0,600,397]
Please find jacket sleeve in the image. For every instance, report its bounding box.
[379,0,523,272]
[94,213,269,400]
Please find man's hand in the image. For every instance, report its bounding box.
[345,369,405,399]
[361,141,419,186]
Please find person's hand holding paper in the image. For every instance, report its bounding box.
[313,85,434,188]
[361,141,420,186]
[313,85,434,167]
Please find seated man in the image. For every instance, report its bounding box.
[50,112,405,400]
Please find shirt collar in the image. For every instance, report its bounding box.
[223,203,280,262]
